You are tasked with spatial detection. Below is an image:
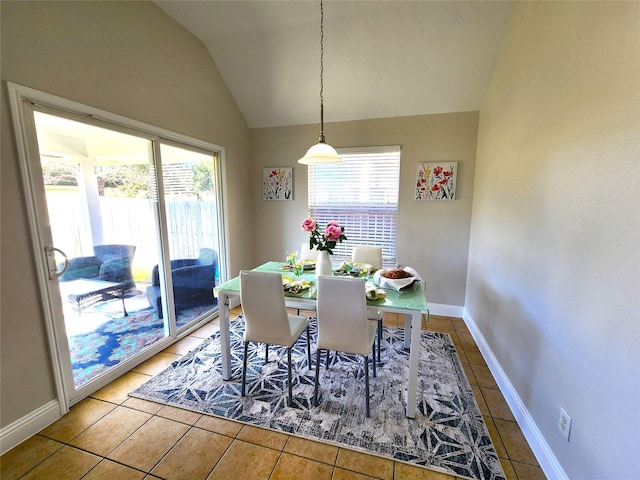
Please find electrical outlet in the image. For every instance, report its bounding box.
[559,407,572,441]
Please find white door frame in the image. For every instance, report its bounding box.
[7,82,230,410]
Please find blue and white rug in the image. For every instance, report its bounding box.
[130,316,505,480]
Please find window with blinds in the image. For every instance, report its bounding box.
[308,146,400,266]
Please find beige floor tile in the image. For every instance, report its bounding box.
[462,346,486,366]
[493,419,539,466]
[107,416,190,471]
[480,388,516,422]
[511,460,547,479]
[69,406,151,457]
[336,449,393,480]
[499,458,519,480]
[157,405,202,424]
[332,467,380,479]
[460,362,477,386]
[456,331,477,349]
[132,352,181,376]
[270,452,333,480]
[393,462,457,479]
[470,385,490,416]
[425,316,456,333]
[40,398,116,443]
[91,371,151,404]
[483,416,508,459]
[207,439,280,480]
[451,318,470,334]
[83,459,146,480]
[237,424,288,450]
[195,414,243,437]
[121,397,165,415]
[21,445,100,480]
[151,427,232,480]
[382,312,400,326]
[470,364,499,389]
[0,435,64,480]
[163,335,206,355]
[284,436,338,465]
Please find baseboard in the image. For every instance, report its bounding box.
[0,400,61,455]
[462,308,568,480]
[428,303,464,318]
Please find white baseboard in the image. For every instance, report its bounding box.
[462,308,568,480]
[0,400,61,455]
[428,303,464,318]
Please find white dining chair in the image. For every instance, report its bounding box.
[240,270,312,406]
[314,275,377,417]
[286,242,318,316]
[300,242,318,261]
[352,246,384,364]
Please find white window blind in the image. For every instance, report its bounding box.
[308,146,400,265]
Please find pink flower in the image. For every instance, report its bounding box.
[325,224,342,242]
[301,218,316,232]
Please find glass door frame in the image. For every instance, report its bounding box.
[8,82,229,410]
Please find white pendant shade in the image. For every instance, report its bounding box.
[298,141,343,164]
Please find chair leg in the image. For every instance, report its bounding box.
[364,354,370,417]
[326,349,332,368]
[287,347,293,407]
[313,348,322,407]
[241,341,249,397]
[306,325,312,368]
[372,341,377,378]
[377,319,383,364]
[265,344,269,364]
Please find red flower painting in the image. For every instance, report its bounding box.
[415,162,457,200]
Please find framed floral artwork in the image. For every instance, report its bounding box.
[416,162,457,200]
[263,167,293,200]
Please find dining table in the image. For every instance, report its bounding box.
[214,261,429,418]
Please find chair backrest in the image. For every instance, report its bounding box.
[93,244,136,263]
[300,242,317,261]
[352,246,382,270]
[316,276,370,355]
[196,248,218,266]
[240,271,292,345]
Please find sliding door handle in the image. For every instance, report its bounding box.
[45,246,68,280]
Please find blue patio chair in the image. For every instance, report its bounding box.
[146,248,219,318]
[59,244,136,290]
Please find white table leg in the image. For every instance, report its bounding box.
[218,292,232,380]
[403,313,411,349]
[406,311,422,418]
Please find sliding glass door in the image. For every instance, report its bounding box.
[34,111,167,390]
[9,83,227,406]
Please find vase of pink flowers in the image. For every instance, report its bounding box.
[301,217,347,277]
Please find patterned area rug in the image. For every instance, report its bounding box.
[130,316,505,480]
[68,293,214,388]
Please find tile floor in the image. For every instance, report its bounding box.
[1,308,547,480]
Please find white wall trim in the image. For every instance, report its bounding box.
[428,303,464,318]
[0,400,61,455]
[462,307,569,480]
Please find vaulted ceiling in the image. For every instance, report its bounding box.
[155,1,511,129]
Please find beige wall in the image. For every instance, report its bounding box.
[467,2,639,478]
[251,112,478,307]
[1,1,252,428]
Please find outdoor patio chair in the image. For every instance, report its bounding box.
[146,248,219,318]
[59,244,136,290]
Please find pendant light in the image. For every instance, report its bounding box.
[298,0,343,165]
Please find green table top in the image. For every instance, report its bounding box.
[215,261,429,314]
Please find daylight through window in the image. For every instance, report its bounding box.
[308,146,400,265]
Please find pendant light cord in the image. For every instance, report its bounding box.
[319,0,326,143]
